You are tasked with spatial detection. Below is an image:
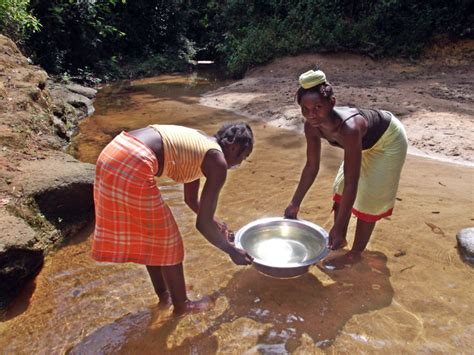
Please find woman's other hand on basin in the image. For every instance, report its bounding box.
[284,202,299,219]
[228,247,253,265]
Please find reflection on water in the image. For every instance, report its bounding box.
[1,72,473,354]
[255,239,306,264]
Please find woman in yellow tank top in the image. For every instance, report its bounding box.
[92,122,253,315]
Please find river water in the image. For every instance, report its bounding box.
[1,71,473,354]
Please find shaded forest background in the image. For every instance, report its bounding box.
[1,0,473,80]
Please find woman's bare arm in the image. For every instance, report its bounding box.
[285,122,322,217]
[196,150,251,265]
[184,179,200,213]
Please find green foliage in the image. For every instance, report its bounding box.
[0,0,41,42]
[220,24,276,75]
[27,0,125,74]
[12,0,473,79]
[212,0,474,76]
[26,0,195,79]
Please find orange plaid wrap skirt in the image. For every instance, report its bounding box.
[92,132,184,266]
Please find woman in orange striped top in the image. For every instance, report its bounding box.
[92,122,253,315]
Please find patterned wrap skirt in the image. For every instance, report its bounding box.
[92,132,184,265]
[333,113,408,222]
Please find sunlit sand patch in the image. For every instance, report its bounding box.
[308,266,337,286]
[201,92,267,111]
[214,317,273,354]
[336,299,426,350]
[165,296,229,348]
[147,307,174,331]
[69,310,152,354]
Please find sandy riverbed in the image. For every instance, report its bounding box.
[200,50,474,166]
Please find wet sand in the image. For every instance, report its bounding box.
[0,74,472,353]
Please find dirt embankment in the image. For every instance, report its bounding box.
[0,35,95,310]
[201,40,474,166]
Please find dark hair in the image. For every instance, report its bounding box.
[215,122,254,154]
[296,82,334,105]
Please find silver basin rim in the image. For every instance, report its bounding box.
[235,217,329,268]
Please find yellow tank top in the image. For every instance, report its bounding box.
[149,124,223,183]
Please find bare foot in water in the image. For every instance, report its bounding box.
[158,291,172,308]
[337,239,348,249]
[323,251,362,270]
[173,297,214,316]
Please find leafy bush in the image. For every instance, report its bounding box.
[209,0,474,76]
[8,0,472,79]
[0,0,40,43]
[27,0,124,74]
[26,0,195,78]
[219,23,278,75]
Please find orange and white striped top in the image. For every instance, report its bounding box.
[149,125,222,183]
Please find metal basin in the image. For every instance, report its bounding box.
[235,217,329,278]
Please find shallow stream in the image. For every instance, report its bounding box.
[1,70,473,354]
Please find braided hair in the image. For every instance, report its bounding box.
[215,122,254,155]
[296,82,334,105]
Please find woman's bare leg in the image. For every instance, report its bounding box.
[324,218,376,269]
[146,265,171,307]
[160,263,212,315]
[351,218,376,254]
[333,202,349,248]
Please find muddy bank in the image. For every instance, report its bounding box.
[200,46,474,166]
[0,35,96,309]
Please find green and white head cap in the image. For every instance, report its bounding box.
[299,70,326,89]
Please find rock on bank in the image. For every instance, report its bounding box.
[0,35,96,310]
